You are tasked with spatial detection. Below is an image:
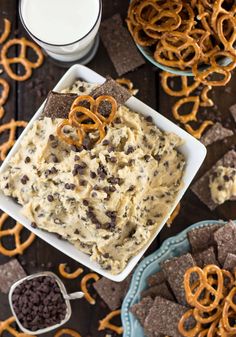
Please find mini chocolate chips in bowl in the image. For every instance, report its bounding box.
[8,272,80,334]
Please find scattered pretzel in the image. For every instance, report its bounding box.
[80,273,100,305]
[98,309,123,335]
[185,120,213,139]
[0,78,10,119]
[116,78,139,95]
[0,37,44,81]
[172,96,199,124]
[0,316,32,337]
[0,212,35,256]
[161,72,200,97]
[0,18,11,44]
[0,119,27,160]
[54,328,82,337]
[166,203,181,226]
[58,263,84,279]
[200,86,213,107]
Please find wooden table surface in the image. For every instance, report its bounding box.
[1,0,236,336]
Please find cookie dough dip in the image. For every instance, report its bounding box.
[0,79,185,274]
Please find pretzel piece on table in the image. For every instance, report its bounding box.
[0,316,32,337]
[0,78,10,106]
[185,120,213,139]
[80,272,100,305]
[172,96,199,124]
[54,328,82,337]
[0,119,27,160]
[0,18,11,44]
[200,86,213,107]
[161,72,200,97]
[166,203,180,226]
[58,263,84,279]
[98,309,123,335]
[0,37,44,81]
[0,212,35,256]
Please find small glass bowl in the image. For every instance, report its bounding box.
[9,271,84,335]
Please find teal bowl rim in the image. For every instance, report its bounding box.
[121,219,232,337]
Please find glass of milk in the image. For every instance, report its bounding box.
[19,0,102,64]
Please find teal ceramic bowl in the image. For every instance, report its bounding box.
[121,219,229,337]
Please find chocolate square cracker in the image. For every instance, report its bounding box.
[200,122,233,147]
[147,270,165,287]
[144,296,189,337]
[161,253,196,305]
[93,275,131,310]
[130,296,154,326]
[229,104,236,123]
[42,91,78,119]
[141,282,174,301]
[0,259,27,294]
[193,246,219,268]
[187,224,221,253]
[91,77,131,105]
[214,221,236,265]
[191,150,236,210]
[223,253,236,272]
[100,13,145,76]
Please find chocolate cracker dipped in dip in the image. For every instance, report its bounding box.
[0,80,185,274]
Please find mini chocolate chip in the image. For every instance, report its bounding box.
[110,156,117,163]
[145,116,153,123]
[25,156,31,163]
[91,192,97,198]
[51,167,58,174]
[144,154,151,162]
[93,184,100,190]
[74,155,80,161]
[5,183,9,189]
[217,185,224,191]
[79,179,87,187]
[102,139,110,146]
[47,195,54,202]
[115,117,121,124]
[31,222,37,228]
[65,183,71,190]
[71,145,79,152]
[83,199,89,206]
[90,171,97,179]
[21,175,29,185]
[146,219,154,226]
[128,185,135,191]
[70,184,76,190]
[223,175,230,182]
[126,146,134,154]
[51,154,58,163]
[108,146,115,153]
[51,140,58,148]
[79,85,85,92]
[49,134,55,141]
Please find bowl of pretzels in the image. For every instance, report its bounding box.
[127,0,236,83]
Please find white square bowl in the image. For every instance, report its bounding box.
[0,64,206,282]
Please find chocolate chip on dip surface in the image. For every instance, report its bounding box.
[12,275,67,332]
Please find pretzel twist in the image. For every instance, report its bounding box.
[185,120,213,139]
[54,329,82,337]
[0,213,35,256]
[58,263,84,279]
[0,18,11,44]
[161,72,200,97]
[172,96,199,124]
[98,309,123,335]
[0,316,32,337]
[80,273,100,305]
[0,119,27,160]
[0,38,44,81]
